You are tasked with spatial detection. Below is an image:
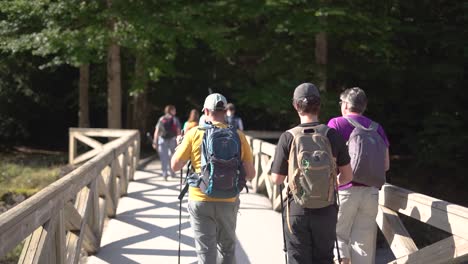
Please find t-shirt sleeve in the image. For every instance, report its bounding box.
[237,131,253,163]
[327,118,338,130]
[327,128,351,167]
[155,117,162,129]
[271,132,293,176]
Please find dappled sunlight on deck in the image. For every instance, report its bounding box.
[87,158,284,264]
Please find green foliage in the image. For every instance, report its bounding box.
[0,1,106,67]
[0,151,66,199]
[0,0,467,193]
[0,242,23,264]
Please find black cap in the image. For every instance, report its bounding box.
[293,83,320,100]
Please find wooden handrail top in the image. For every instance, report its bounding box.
[0,129,139,257]
[69,128,137,138]
[380,184,468,241]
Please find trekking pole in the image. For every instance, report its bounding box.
[279,184,288,264]
[334,189,342,264]
[178,166,183,264]
[178,162,191,264]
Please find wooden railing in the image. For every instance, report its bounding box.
[245,135,468,264]
[0,128,140,264]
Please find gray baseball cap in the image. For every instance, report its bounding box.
[293,83,320,100]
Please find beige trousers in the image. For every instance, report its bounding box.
[335,186,379,264]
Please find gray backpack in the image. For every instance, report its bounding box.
[287,125,337,209]
[345,117,386,188]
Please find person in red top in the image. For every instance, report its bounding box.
[152,105,181,180]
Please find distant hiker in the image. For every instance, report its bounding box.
[153,105,181,180]
[183,109,200,133]
[271,83,353,264]
[328,87,390,264]
[171,93,255,264]
[225,103,244,130]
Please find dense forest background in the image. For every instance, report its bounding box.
[1,1,467,204]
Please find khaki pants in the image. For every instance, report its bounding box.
[188,199,240,264]
[335,186,379,264]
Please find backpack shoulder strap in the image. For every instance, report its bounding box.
[344,116,377,132]
[368,121,379,131]
[312,124,330,137]
[287,124,330,137]
[344,116,364,129]
[286,126,303,138]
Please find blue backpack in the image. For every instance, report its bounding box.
[193,124,246,198]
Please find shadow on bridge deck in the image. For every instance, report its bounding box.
[87,156,284,264]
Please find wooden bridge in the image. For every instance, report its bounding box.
[0,128,467,263]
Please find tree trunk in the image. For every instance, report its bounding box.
[107,42,122,129]
[78,64,90,128]
[106,0,121,129]
[315,32,328,91]
[131,55,149,135]
[131,90,149,134]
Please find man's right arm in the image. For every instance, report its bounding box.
[338,164,353,186]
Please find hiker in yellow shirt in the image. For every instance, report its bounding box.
[171,93,255,264]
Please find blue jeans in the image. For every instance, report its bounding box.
[157,137,176,177]
[188,199,240,264]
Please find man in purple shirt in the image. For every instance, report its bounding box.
[327,87,390,264]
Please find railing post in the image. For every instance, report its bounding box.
[69,130,77,165]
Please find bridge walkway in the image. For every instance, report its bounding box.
[87,157,284,264]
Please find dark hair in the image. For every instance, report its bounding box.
[293,96,321,114]
[340,87,367,113]
[226,103,235,111]
[164,105,175,114]
[188,109,199,122]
